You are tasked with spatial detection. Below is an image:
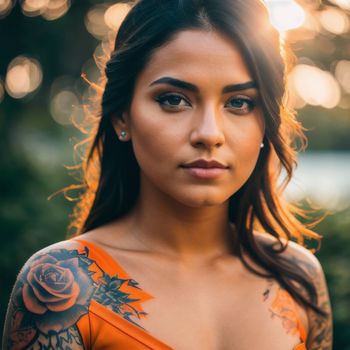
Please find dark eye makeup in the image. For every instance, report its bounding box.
[225,96,256,114]
[154,92,257,114]
[154,93,191,109]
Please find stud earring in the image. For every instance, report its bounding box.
[260,142,264,148]
[119,130,128,140]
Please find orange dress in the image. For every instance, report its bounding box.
[71,238,307,350]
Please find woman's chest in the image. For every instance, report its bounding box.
[115,261,306,350]
[77,239,307,350]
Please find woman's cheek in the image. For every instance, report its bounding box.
[130,131,173,186]
[130,112,182,168]
[230,133,263,181]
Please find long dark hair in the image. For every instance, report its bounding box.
[66,0,325,316]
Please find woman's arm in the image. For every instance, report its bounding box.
[284,239,333,350]
[2,241,94,350]
[304,256,333,350]
[255,233,333,349]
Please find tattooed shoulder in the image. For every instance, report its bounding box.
[289,244,333,350]
[271,238,332,350]
[2,240,95,350]
[255,233,333,349]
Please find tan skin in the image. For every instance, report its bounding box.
[3,30,332,350]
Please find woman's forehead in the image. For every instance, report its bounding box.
[138,29,253,86]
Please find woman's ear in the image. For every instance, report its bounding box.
[111,112,131,141]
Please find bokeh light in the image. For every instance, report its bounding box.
[85,4,109,39]
[319,6,350,34]
[0,0,14,18]
[285,79,307,110]
[21,0,70,20]
[42,0,70,21]
[289,64,341,108]
[21,0,49,16]
[5,56,43,99]
[50,89,79,125]
[104,3,131,31]
[265,0,306,32]
[335,60,350,93]
[85,3,132,40]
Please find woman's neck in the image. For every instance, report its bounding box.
[126,183,236,262]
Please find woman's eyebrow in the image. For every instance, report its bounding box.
[149,77,198,92]
[222,81,257,93]
[149,76,257,93]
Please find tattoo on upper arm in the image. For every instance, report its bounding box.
[3,249,95,349]
[308,307,332,350]
[3,246,151,350]
[287,254,333,350]
[305,266,332,350]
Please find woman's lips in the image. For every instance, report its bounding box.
[181,159,229,179]
[182,167,228,179]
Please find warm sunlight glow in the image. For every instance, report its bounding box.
[335,60,350,94]
[104,3,131,31]
[265,0,306,32]
[289,64,341,108]
[319,7,350,35]
[285,77,307,110]
[5,56,43,99]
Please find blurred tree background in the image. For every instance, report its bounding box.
[0,0,349,348]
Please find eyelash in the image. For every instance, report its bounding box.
[155,93,190,108]
[225,96,256,114]
[154,92,256,114]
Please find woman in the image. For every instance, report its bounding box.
[3,0,332,349]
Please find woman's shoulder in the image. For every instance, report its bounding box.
[3,237,153,350]
[253,231,327,302]
[2,239,93,350]
[253,231,322,273]
[254,232,333,349]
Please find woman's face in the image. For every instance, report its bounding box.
[116,29,265,208]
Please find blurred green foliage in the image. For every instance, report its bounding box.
[1,1,349,349]
[300,106,350,150]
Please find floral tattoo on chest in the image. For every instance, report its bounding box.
[263,279,303,338]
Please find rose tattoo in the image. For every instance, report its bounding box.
[4,245,150,350]
[21,252,95,333]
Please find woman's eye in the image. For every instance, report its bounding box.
[155,93,191,109]
[225,97,256,114]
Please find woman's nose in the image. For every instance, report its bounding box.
[189,107,225,149]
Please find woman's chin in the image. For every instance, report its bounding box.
[172,192,231,209]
